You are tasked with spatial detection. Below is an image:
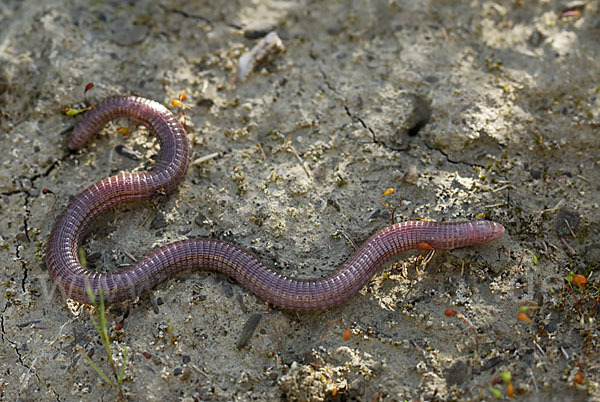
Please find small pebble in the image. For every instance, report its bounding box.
[237,31,285,82]
[402,165,419,184]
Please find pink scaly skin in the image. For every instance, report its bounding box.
[46,96,505,311]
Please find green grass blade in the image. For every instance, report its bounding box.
[96,288,115,367]
[79,348,114,385]
[85,284,97,308]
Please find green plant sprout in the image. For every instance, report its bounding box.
[77,285,128,401]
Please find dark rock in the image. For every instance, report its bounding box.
[115,145,141,161]
[196,98,214,108]
[111,19,149,46]
[244,21,276,39]
[194,212,209,226]
[545,315,560,334]
[150,213,167,230]
[236,313,262,350]
[583,243,600,269]
[529,169,542,180]
[480,356,503,373]
[222,281,234,298]
[349,378,365,396]
[529,29,545,47]
[555,207,579,237]
[560,1,585,13]
[0,69,7,94]
[16,233,28,242]
[368,208,380,220]
[445,359,470,385]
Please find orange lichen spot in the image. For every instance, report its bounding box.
[343,327,351,341]
[573,372,584,384]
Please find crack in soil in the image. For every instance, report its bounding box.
[16,242,28,294]
[0,304,43,396]
[317,62,491,171]
[4,158,62,296]
[12,340,43,396]
[343,104,379,144]
[158,3,242,29]
[317,65,381,145]
[422,141,486,169]
[0,304,6,343]
[5,309,62,400]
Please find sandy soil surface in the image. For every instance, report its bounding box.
[1,0,599,400]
